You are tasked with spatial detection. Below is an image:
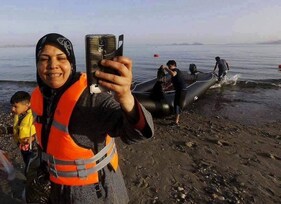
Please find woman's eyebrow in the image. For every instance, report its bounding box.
[39,52,65,56]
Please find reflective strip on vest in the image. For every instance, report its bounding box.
[39,103,117,179]
[52,119,69,133]
[42,141,116,178]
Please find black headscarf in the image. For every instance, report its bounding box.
[35,33,77,90]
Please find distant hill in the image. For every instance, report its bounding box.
[169,42,204,46]
[258,40,281,45]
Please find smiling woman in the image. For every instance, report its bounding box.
[24,33,154,204]
[35,34,77,90]
[37,45,72,89]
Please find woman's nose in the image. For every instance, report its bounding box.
[48,58,58,69]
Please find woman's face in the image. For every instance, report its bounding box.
[37,44,72,89]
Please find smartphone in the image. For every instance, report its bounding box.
[85,34,124,94]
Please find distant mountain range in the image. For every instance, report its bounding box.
[257,40,281,45]
[167,40,281,46]
[168,42,204,46]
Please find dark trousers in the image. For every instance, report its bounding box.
[218,69,227,81]
[21,150,35,175]
[174,90,182,114]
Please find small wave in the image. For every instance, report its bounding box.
[209,74,240,89]
[204,74,280,90]
[236,79,281,89]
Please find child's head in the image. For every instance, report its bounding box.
[10,91,31,115]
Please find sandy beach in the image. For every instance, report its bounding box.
[119,111,280,203]
[0,91,280,203]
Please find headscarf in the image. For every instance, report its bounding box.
[35,33,77,89]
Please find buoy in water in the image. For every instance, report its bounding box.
[278,64,281,69]
[153,54,159,58]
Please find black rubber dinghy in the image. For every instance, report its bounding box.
[132,71,217,116]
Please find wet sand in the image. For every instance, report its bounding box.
[119,112,280,203]
[0,90,281,203]
[119,87,281,203]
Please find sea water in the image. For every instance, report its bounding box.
[1,43,281,82]
[0,44,280,123]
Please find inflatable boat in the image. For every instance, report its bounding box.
[132,71,217,116]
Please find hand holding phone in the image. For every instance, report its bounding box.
[85,34,124,94]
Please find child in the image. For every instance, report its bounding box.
[0,91,36,174]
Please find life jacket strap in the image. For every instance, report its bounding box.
[33,112,51,125]
[33,112,69,134]
[52,120,69,134]
[48,146,117,178]
[41,138,116,178]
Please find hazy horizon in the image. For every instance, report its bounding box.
[1,40,280,48]
[1,0,280,46]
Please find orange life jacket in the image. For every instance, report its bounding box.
[31,73,118,186]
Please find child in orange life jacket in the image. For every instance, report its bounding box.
[9,91,36,174]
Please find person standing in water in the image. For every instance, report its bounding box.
[213,56,230,81]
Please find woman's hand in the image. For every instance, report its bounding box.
[95,56,136,115]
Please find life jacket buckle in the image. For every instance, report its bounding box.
[77,165,88,178]
[74,159,85,165]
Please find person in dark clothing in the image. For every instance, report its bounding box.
[151,65,166,100]
[24,33,154,204]
[164,60,186,125]
[213,56,230,81]
[157,65,166,83]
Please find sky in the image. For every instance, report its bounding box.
[1,0,281,46]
